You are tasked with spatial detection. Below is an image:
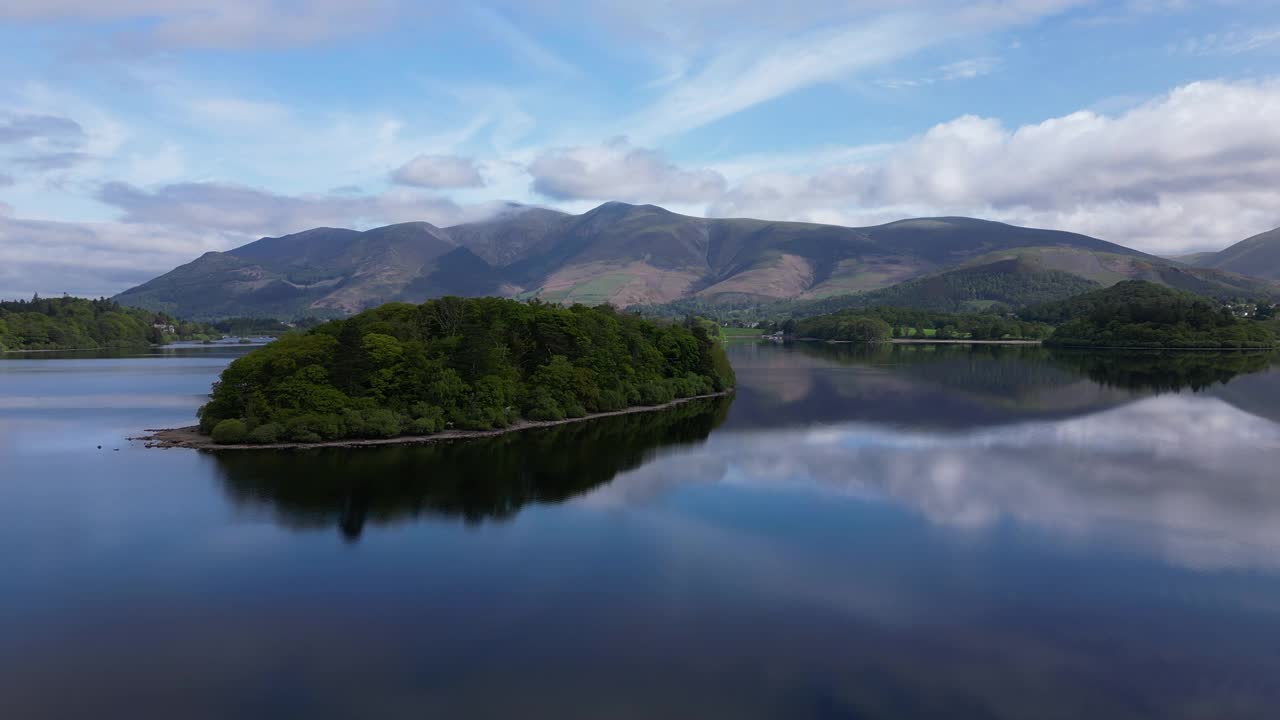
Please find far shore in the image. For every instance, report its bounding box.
[0,339,260,355]
[794,337,1042,346]
[890,338,1042,346]
[136,390,734,452]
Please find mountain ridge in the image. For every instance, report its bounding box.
[115,202,1279,319]
[1191,226,1280,280]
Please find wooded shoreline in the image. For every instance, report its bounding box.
[137,391,733,451]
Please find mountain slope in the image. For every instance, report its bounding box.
[777,258,1105,315]
[115,203,1279,319]
[1194,226,1280,280]
[116,222,466,318]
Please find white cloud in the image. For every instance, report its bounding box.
[619,0,1084,138]
[0,0,425,50]
[877,56,1002,89]
[528,138,726,204]
[1175,27,1280,56]
[709,79,1280,253]
[390,155,485,189]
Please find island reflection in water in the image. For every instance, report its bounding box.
[212,396,731,540]
[211,343,1280,570]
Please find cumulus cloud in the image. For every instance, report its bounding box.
[710,79,1280,253]
[390,154,485,189]
[529,138,726,204]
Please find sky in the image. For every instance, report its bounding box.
[2,0,1280,298]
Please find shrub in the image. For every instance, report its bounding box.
[247,422,283,444]
[407,416,439,434]
[363,409,402,438]
[211,418,248,444]
[285,413,343,442]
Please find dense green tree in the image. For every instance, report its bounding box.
[0,296,219,351]
[198,297,735,443]
[1036,282,1278,349]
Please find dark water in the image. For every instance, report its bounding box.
[3,342,1280,719]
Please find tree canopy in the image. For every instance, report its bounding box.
[790,306,1052,342]
[197,296,735,444]
[1033,281,1278,349]
[0,296,218,351]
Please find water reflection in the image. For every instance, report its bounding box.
[6,343,1280,718]
[212,397,731,540]
[593,391,1280,570]
[724,342,1280,432]
[1050,349,1278,393]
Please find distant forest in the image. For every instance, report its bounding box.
[792,307,1054,342]
[0,296,219,351]
[1034,282,1278,349]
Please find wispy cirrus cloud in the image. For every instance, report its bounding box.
[876,56,1002,89]
[620,0,1085,138]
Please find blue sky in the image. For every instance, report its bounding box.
[2,0,1280,297]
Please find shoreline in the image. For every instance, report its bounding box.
[1044,344,1278,351]
[794,337,1042,346]
[0,339,249,355]
[136,390,734,452]
[890,338,1042,346]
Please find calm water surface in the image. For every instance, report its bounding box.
[3,342,1280,719]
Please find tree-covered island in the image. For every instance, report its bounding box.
[194,297,735,445]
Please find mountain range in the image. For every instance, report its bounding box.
[114,201,1280,319]
[1188,226,1280,280]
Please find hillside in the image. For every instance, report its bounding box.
[778,258,1103,315]
[115,203,1279,320]
[1193,226,1280,281]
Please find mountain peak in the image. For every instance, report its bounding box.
[113,204,1277,319]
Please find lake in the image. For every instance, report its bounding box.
[3,341,1280,719]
